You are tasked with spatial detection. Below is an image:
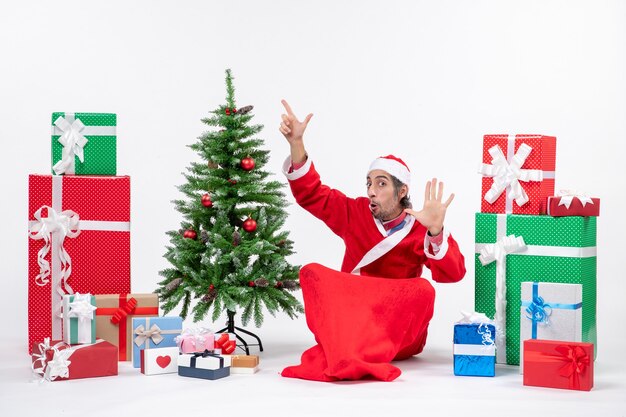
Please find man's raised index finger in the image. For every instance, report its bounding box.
[281,99,295,116]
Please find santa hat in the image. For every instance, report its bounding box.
[368,155,411,187]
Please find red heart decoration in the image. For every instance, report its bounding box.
[156,355,171,368]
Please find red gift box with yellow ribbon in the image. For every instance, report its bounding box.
[523,339,594,391]
[28,175,131,353]
[95,294,159,361]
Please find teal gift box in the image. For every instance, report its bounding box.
[131,316,183,368]
[62,293,96,345]
[474,213,596,365]
[51,112,117,175]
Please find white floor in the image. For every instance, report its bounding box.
[1,331,624,417]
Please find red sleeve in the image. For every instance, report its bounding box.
[424,233,466,283]
[288,162,353,238]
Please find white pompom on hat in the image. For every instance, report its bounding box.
[368,155,411,188]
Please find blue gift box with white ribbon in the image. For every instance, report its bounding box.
[453,318,496,377]
[519,281,582,373]
[131,316,183,368]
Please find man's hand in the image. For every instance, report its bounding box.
[279,99,313,165]
[404,178,454,236]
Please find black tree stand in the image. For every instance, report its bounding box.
[216,310,264,355]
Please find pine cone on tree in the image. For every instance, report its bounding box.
[165,277,182,292]
[208,160,219,169]
[254,277,269,287]
[200,230,209,244]
[202,287,218,303]
[282,280,298,290]
[232,230,241,246]
[238,105,253,115]
[178,228,185,236]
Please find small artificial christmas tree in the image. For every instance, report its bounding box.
[156,69,303,336]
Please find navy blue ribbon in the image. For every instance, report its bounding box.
[189,349,224,368]
[522,282,582,339]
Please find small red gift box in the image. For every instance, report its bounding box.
[31,338,118,381]
[545,193,600,217]
[479,134,556,215]
[27,175,131,353]
[523,339,593,391]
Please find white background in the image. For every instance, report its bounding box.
[1,0,625,415]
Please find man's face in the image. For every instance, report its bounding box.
[366,169,406,221]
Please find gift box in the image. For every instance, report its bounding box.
[175,327,215,353]
[140,346,179,375]
[479,134,556,215]
[453,312,495,377]
[31,338,118,381]
[95,294,159,361]
[520,282,582,372]
[28,175,131,353]
[51,112,116,175]
[213,333,237,354]
[545,192,600,217]
[63,293,96,344]
[178,352,230,380]
[523,339,593,391]
[226,354,260,374]
[475,212,596,365]
[132,316,183,368]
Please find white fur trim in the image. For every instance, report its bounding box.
[424,228,450,261]
[351,216,415,274]
[282,155,312,181]
[368,158,411,187]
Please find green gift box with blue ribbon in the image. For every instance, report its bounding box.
[51,112,117,175]
[475,213,596,366]
[519,281,582,372]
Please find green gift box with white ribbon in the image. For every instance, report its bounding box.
[63,293,97,345]
[51,112,117,175]
[474,212,596,365]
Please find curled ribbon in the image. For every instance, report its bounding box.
[28,206,80,294]
[31,338,73,382]
[67,293,97,322]
[557,189,595,209]
[52,116,89,175]
[134,324,164,346]
[110,297,138,324]
[478,235,527,361]
[478,144,543,208]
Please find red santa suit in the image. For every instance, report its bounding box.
[280,156,466,382]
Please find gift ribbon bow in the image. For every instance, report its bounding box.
[67,293,97,322]
[479,143,543,208]
[28,205,80,294]
[31,338,73,382]
[134,324,164,346]
[527,345,590,390]
[176,327,214,352]
[52,116,88,175]
[557,190,595,209]
[478,234,527,361]
[214,333,236,354]
[522,282,582,339]
[110,297,138,324]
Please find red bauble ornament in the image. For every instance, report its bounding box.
[275,281,283,288]
[228,179,237,185]
[240,156,255,171]
[242,217,257,233]
[233,107,238,113]
[225,108,231,115]
[209,284,214,290]
[201,193,213,208]
[248,281,255,287]
[183,229,197,240]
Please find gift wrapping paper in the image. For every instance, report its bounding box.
[175,328,215,353]
[453,323,496,377]
[63,293,96,344]
[523,339,593,391]
[178,352,230,380]
[28,175,131,353]
[132,316,183,368]
[95,293,159,361]
[31,338,118,381]
[519,282,582,372]
[51,112,116,175]
[479,134,556,215]
[546,195,600,217]
[475,212,596,365]
[140,346,179,375]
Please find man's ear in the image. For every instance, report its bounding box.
[400,184,408,200]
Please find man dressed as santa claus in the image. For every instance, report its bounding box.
[278,99,466,382]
